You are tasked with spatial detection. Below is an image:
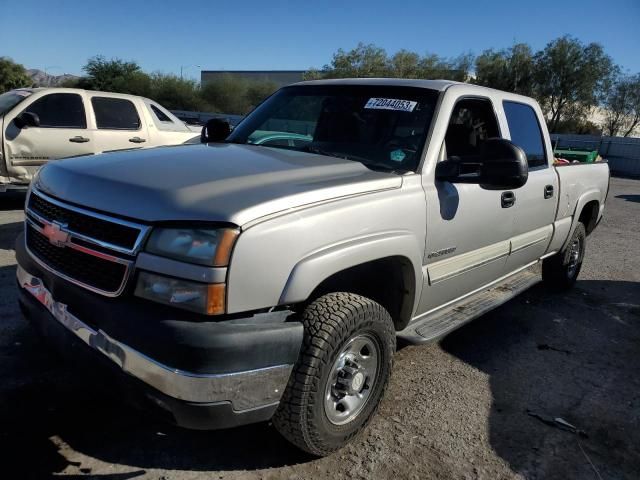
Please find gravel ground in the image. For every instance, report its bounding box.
[0,177,638,480]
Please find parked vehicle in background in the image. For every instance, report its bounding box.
[0,88,200,191]
[16,79,610,456]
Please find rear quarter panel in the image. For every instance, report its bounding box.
[552,162,610,250]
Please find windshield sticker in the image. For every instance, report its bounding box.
[14,90,32,97]
[364,98,417,112]
[390,149,406,162]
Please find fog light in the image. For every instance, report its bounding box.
[134,271,225,315]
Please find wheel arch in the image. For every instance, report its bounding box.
[562,190,600,251]
[279,232,422,331]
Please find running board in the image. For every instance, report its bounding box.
[398,265,541,344]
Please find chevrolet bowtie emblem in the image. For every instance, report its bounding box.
[43,221,70,247]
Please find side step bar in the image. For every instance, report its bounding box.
[398,265,541,344]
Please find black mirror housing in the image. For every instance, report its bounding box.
[201,118,231,143]
[479,138,528,190]
[14,111,40,129]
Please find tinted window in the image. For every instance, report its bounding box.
[92,97,141,130]
[503,101,547,168]
[25,93,86,128]
[445,98,500,159]
[151,104,173,122]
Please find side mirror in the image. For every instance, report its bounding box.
[479,138,528,190]
[201,118,231,143]
[14,111,40,129]
[435,138,528,190]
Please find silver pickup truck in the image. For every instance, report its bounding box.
[15,79,609,456]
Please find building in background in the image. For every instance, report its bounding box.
[201,70,305,87]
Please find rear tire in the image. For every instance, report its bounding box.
[273,292,395,456]
[542,222,586,290]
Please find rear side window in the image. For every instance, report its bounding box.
[25,93,86,128]
[503,101,547,169]
[91,97,141,130]
[150,104,173,123]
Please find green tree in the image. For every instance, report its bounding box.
[245,80,278,110]
[602,73,640,137]
[389,50,421,78]
[149,73,203,111]
[320,43,390,78]
[306,44,473,81]
[78,55,151,95]
[0,57,32,93]
[475,43,535,95]
[533,36,615,132]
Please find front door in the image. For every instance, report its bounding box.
[417,96,514,314]
[3,92,94,183]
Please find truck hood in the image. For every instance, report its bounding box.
[35,143,402,225]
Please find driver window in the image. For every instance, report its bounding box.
[444,98,500,160]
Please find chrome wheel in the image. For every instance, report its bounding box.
[324,333,379,426]
[567,236,582,278]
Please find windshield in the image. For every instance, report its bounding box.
[0,90,32,117]
[228,85,440,172]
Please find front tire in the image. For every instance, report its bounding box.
[273,292,395,456]
[542,222,586,290]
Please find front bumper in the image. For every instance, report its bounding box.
[16,242,303,428]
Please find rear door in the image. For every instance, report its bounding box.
[418,94,514,313]
[88,96,149,153]
[3,92,94,181]
[502,100,558,271]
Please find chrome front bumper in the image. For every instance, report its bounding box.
[17,265,293,411]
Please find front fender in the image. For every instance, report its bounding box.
[279,231,423,314]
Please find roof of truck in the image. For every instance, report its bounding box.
[292,78,464,91]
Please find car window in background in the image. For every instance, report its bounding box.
[92,97,141,130]
[150,104,173,123]
[229,85,440,172]
[24,93,86,128]
[503,101,547,169]
[0,90,32,116]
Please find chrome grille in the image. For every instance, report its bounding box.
[24,189,150,296]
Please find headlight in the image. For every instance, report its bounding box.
[135,272,225,315]
[145,227,239,266]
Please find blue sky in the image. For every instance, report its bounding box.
[2,0,639,78]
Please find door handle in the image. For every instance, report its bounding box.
[69,136,90,143]
[501,191,516,208]
[544,184,554,199]
[129,137,146,144]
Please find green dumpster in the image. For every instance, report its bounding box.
[553,148,599,163]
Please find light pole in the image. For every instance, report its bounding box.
[180,64,201,79]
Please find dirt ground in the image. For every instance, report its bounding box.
[0,177,638,480]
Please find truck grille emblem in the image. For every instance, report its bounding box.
[43,221,70,247]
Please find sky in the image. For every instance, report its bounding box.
[2,0,639,79]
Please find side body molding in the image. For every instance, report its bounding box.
[279,231,424,315]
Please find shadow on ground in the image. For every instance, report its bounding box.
[2,262,639,478]
[441,280,640,479]
[616,194,640,203]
